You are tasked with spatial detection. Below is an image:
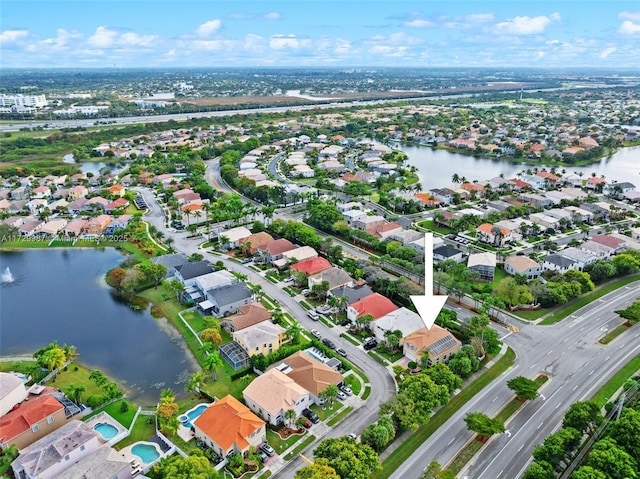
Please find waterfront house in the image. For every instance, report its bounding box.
[193,395,266,459]
[55,445,135,479]
[221,302,272,332]
[173,260,215,287]
[243,369,311,426]
[199,282,253,317]
[82,215,112,237]
[233,322,286,357]
[151,253,188,278]
[0,373,28,417]
[11,420,107,479]
[0,395,69,450]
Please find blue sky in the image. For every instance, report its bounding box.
[1,1,639,69]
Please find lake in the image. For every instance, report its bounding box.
[395,143,640,189]
[62,154,130,176]
[0,248,198,405]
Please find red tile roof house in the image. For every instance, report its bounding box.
[586,177,607,190]
[508,178,531,191]
[0,394,70,450]
[476,223,513,247]
[365,222,403,240]
[62,219,88,237]
[82,215,112,237]
[104,197,130,214]
[591,234,627,253]
[107,184,125,198]
[290,257,332,277]
[193,395,266,459]
[347,292,398,324]
[257,238,296,263]
[238,231,274,255]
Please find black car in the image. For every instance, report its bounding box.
[340,318,351,327]
[302,408,320,424]
[363,338,378,350]
[322,338,336,349]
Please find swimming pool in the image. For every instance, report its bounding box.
[131,443,160,464]
[181,403,209,429]
[305,348,327,363]
[93,422,118,440]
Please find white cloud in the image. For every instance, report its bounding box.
[196,19,221,37]
[466,13,494,23]
[369,45,408,57]
[269,34,310,50]
[0,29,29,45]
[119,32,158,47]
[550,12,562,22]
[618,11,640,21]
[599,46,617,58]
[619,20,640,35]
[263,12,281,20]
[88,26,118,48]
[40,29,82,50]
[404,19,434,28]
[495,13,560,35]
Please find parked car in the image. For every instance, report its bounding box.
[302,408,320,424]
[340,318,351,327]
[301,418,312,429]
[322,338,336,349]
[310,329,321,339]
[241,257,253,264]
[260,443,276,457]
[363,337,378,350]
[340,385,353,396]
[307,311,319,321]
[258,451,268,463]
[283,276,294,283]
[336,390,348,400]
[347,433,357,440]
[301,289,310,297]
[336,348,348,357]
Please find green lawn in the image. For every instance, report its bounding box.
[491,267,508,287]
[344,374,363,396]
[590,354,640,407]
[372,348,516,479]
[266,428,307,456]
[46,362,111,400]
[327,406,353,427]
[85,399,137,428]
[416,220,451,235]
[310,403,341,421]
[283,434,316,460]
[116,414,157,448]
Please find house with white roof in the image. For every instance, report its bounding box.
[219,227,252,249]
[372,307,426,343]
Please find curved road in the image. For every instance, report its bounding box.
[137,188,397,478]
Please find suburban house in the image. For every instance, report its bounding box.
[81,215,112,237]
[257,238,295,263]
[342,209,367,227]
[238,232,274,255]
[221,303,272,332]
[529,212,560,231]
[521,193,552,209]
[579,240,615,259]
[173,261,215,288]
[193,395,266,458]
[199,282,253,317]
[243,369,311,426]
[328,282,373,305]
[308,267,353,291]
[104,198,130,214]
[219,226,252,250]
[0,373,28,417]
[290,257,332,277]
[274,352,344,404]
[10,420,109,479]
[541,254,581,273]
[233,322,286,357]
[187,270,238,303]
[273,246,318,269]
[352,215,386,231]
[467,252,497,281]
[104,215,131,235]
[151,253,189,278]
[476,223,513,247]
[365,222,403,240]
[55,445,136,479]
[402,325,462,365]
[429,188,456,204]
[0,394,70,450]
[591,234,627,253]
[504,255,542,280]
[61,219,88,237]
[347,293,398,323]
[433,245,464,263]
[372,307,426,343]
[558,247,598,270]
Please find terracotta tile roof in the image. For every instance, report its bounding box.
[505,255,540,273]
[239,232,274,252]
[508,178,531,188]
[181,203,204,212]
[223,302,272,331]
[349,293,398,319]
[591,235,625,249]
[291,257,332,276]
[261,238,295,256]
[279,352,344,396]
[0,395,63,443]
[194,395,264,451]
[587,177,606,185]
[477,223,511,235]
[414,193,440,204]
[461,183,485,192]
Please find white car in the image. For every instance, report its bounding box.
[336,390,348,401]
[310,329,321,339]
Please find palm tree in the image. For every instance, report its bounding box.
[284,409,297,429]
[160,388,175,404]
[186,371,206,392]
[419,349,431,369]
[325,384,339,409]
[162,416,181,436]
[62,344,78,362]
[452,173,461,184]
[203,351,223,381]
[285,322,302,344]
[65,384,86,405]
[41,346,66,373]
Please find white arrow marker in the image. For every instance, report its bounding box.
[410,233,448,330]
[505,430,511,437]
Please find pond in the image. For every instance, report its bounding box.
[0,248,198,404]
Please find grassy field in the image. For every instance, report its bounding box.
[116,414,157,448]
[85,399,138,428]
[327,406,353,427]
[590,354,640,407]
[46,362,112,399]
[266,428,307,456]
[416,220,451,235]
[372,348,515,479]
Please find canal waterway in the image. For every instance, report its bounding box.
[395,143,640,190]
[0,248,198,404]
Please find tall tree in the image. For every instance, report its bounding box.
[313,438,381,479]
[507,376,539,401]
[294,458,340,479]
[464,412,505,440]
[562,401,603,435]
[203,352,223,381]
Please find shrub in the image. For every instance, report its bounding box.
[86,395,105,408]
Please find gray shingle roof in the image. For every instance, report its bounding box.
[208,282,252,307]
[175,260,214,280]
